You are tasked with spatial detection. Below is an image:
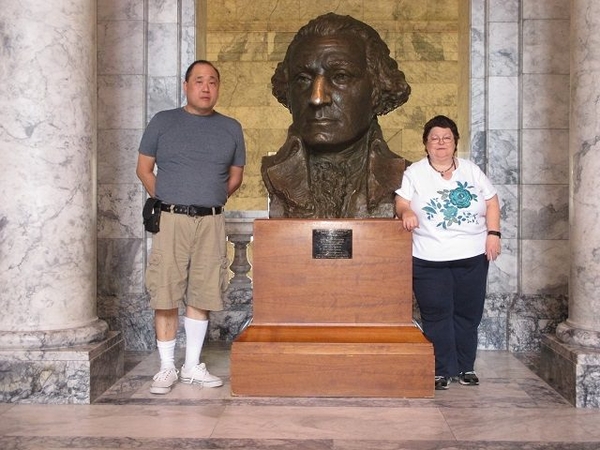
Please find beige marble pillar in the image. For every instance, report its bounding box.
[539,0,600,408]
[0,0,123,403]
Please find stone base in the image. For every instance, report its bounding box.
[538,334,600,408]
[0,331,124,404]
[209,285,253,341]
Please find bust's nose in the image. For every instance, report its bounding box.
[310,75,331,106]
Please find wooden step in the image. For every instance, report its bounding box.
[231,325,434,398]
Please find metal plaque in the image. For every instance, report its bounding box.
[312,229,353,259]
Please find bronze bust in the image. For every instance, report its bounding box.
[262,12,411,218]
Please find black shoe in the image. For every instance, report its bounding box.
[435,376,451,390]
[458,371,479,385]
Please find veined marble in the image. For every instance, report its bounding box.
[0,0,100,337]
[0,332,123,404]
[4,347,600,449]
[565,0,600,343]
[4,0,600,408]
[0,0,122,404]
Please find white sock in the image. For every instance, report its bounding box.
[156,339,176,371]
[183,317,208,369]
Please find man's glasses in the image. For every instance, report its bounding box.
[428,136,454,144]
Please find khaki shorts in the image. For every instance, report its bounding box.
[145,211,228,311]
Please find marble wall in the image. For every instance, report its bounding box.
[97,0,196,351]
[473,0,570,352]
[96,0,571,356]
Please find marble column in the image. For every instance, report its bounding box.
[539,0,600,408]
[0,1,123,403]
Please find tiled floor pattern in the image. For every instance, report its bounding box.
[1,343,600,449]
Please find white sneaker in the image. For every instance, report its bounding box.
[180,363,223,388]
[150,367,179,394]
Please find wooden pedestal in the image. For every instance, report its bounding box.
[230,219,434,398]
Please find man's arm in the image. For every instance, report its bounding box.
[136,154,157,197]
[227,165,244,197]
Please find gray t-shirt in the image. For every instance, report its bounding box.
[139,108,246,206]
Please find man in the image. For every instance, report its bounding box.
[262,13,411,218]
[136,60,246,394]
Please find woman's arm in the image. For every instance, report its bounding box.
[485,194,501,261]
[395,195,419,231]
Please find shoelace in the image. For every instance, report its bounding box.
[185,364,208,386]
[154,368,177,381]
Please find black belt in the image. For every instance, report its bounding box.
[161,203,222,217]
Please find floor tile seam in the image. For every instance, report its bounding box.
[91,399,439,407]
[432,405,460,443]
[3,435,600,447]
[99,378,559,397]
[0,435,336,448]
[334,439,600,449]
[434,404,579,412]
[92,397,575,409]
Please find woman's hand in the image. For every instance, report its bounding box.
[401,209,419,231]
[395,196,419,231]
[485,234,501,261]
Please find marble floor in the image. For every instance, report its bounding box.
[1,343,600,450]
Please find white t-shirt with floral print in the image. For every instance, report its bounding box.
[395,157,497,262]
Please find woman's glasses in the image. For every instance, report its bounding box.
[428,136,454,144]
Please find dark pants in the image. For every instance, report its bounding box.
[413,254,489,377]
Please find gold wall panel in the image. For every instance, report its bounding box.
[198,0,467,211]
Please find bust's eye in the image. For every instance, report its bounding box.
[293,73,313,87]
[332,72,351,84]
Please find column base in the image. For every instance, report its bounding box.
[0,331,124,404]
[209,285,253,341]
[538,333,600,408]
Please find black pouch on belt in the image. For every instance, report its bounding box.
[142,197,162,233]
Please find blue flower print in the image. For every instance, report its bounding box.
[448,184,473,208]
[422,181,480,229]
[443,205,459,221]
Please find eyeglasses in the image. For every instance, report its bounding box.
[427,136,454,144]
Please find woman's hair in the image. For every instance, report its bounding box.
[422,115,460,145]
[271,12,411,116]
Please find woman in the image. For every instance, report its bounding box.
[395,115,501,390]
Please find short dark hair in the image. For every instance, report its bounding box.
[185,59,220,82]
[422,115,460,145]
[271,13,411,116]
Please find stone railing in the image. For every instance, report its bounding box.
[208,210,268,341]
[225,210,268,287]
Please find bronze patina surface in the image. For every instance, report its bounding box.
[262,12,411,218]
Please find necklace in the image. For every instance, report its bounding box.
[428,157,455,176]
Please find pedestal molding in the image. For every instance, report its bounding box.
[0,319,109,350]
[556,321,600,350]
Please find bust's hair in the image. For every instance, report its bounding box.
[271,12,411,116]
